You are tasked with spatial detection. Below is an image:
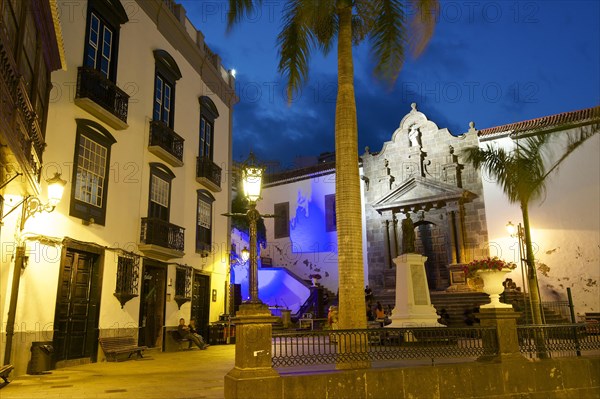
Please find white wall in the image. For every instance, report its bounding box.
[481,131,600,314]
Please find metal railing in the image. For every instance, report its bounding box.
[518,323,600,359]
[196,156,222,190]
[140,217,185,252]
[272,327,498,368]
[149,120,184,163]
[76,66,129,123]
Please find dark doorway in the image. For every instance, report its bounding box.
[53,247,102,362]
[190,272,210,340]
[415,220,449,290]
[138,261,167,348]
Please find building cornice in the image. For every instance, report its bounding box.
[478,106,600,142]
[135,0,239,107]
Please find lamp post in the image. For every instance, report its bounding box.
[506,221,545,325]
[2,172,67,366]
[223,153,275,305]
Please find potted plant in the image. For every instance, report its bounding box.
[463,257,516,308]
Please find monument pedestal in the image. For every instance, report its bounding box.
[388,253,444,327]
[224,303,282,399]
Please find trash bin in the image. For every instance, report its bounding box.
[280,309,291,329]
[27,341,54,375]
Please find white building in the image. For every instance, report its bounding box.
[1,0,237,376]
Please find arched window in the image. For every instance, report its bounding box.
[153,50,182,128]
[198,96,219,161]
[69,119,117,225]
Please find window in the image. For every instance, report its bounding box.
[325,194,336,232]
[175,265,192,298]
[274,202,290,239]
[148,163,175,222]
[153,50,181,128]
[82,0,128,81]
[196,189,215,254]
[69,119,116,225]
[198,96,219,161]
[199,116,213,158]
[114,255,140,307]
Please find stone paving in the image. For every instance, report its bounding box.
[0,345,235,399]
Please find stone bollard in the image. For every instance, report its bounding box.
[224,303,282,399]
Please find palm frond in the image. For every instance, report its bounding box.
[297,0,336,54]
[226,0,261,32]
[541,123,599,181]
[408,0,439,56]
[368,0,408,83]
[277,0,313,102]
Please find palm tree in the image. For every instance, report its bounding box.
[463,121,599,324]
[227,1,438,336]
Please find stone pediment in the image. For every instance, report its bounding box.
[372,176,475,213]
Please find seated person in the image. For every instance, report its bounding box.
[178,318,208,350]
[188,319,209,347]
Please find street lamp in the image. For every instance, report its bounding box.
[0,172,67,228]
[506,220,545,324]
[2,172,67,367]
[223,153,275,305]
[241,247,250,262]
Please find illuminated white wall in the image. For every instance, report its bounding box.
[259,168,369,294]
[481,131,600,314]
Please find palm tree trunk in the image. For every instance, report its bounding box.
[521,203,544,325]
[334,1,369,370]
[335,2,366,332]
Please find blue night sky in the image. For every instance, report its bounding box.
[180,1,600,169]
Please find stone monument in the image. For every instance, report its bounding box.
[387,253,444,327]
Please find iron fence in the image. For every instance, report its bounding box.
[517,323,600,359]
[272,327,497,368]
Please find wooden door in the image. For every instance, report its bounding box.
[190,272,210,339]
[54,249,100,362]
[138,263,166,348]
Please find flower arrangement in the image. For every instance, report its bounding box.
[308,273,322,280]
[462,257,516,278]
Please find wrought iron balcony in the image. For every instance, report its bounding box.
[75,66,129,130]
[148,121,184,167]
[196,156,222,192]
[139,217,185,260]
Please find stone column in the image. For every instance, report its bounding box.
[455,207,465,264]
[390,214,399,260]
[446,210,458,265]
[224,304,281,399]
[382,218,391,269]
[477,308,524,362]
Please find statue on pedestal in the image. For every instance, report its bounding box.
[401,213,415,254]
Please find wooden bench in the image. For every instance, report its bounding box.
[0,364,14,387]
[168,330,191,350]
[99,336,147,362]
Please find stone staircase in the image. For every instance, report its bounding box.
[373,289,571,326]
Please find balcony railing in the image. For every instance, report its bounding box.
[196,156,222,192]
[149,120,184,166]
[76,66,129,127]
[140,217,185,254]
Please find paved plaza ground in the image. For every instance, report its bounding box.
[1,345,236,399]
